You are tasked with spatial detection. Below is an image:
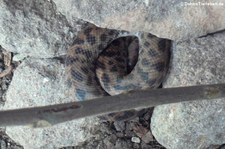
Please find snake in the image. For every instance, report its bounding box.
[66,23,171,120]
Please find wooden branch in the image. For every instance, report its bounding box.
[0,83,225,127]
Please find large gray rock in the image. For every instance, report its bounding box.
[4,58,73,109]
[0,0,79,58]
[53,0,225,40]
[151,31,225,149]
[3,58,99,149]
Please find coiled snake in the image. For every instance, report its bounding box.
[66,23,171,120]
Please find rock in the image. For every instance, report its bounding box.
[132,143,140,149]
[141,142,152,149]
[115,139,132,149]
[141,131,154,144]
[4,58,73,109]
[54,0,225,40]
[113,121,125,132]
[115,132,124,138]
[102,137,116,149]
[0,129,23,149]
[124,122,137,137]
[3,58,99,148]
[151,31,225,149]
[12,53,28,62]
[131,137,141,143]
[0,0,79,58]
[107,134,117,144]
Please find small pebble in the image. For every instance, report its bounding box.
[115,139,131,149]
[132,142,140,149]
[131,136,141,143]
[113,121,125,132]
[115,132,124,138]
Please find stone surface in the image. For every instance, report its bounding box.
[6,118,98,149]
[0,129,23,149]
[113,121,125,132]
[54,0,225,40]
[115,139,132,149]
[4,58,73,109]
[3,58,99,149]
[0,0,79,58]
[151,31,225,149]
[131,137,141,143]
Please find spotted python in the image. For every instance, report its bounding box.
[66,23,171,121]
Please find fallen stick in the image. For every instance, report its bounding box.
[0,83,225,127]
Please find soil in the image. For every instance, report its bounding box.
[61,108,166,149]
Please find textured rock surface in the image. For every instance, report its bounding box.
[151,31,225,149]
[4,58,73,109]
[54,0,225,40]
[0,128,23,149]
[0,0,79,58]
[4,59,72,109]
[6,118,98,149]
[73,108,165,149]
[3,58,99,148]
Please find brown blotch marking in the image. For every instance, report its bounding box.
[152,62,165,72]
[84,50,93,57]
[87,76,93,85]
[141,58,150,66]
[110,66,118,72]
[96,59,106,69]
[98,44,104,51]
[100,34,107,42]
[84,27,93,35]
[75,47,84,54]
[147,79,157,86]
[102,73,110,82]
[108,60,114,65]
[66,56,79,65]
[80,66,88,73]
[72,38,84,45]
[108,30,117,36]
[86,35,96,45]
[158,39,167,51]
[115,57,125,63]
[71,69,84,82]
[148,49,158,57]
[144,41,150,47]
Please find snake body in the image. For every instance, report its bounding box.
[66,23,171,108]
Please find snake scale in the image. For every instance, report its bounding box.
[66,23,171,120]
